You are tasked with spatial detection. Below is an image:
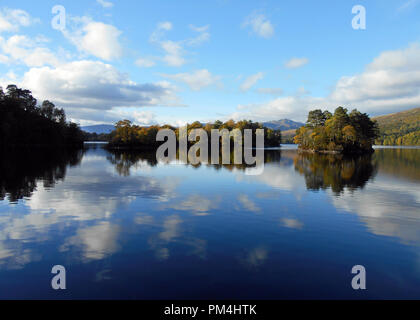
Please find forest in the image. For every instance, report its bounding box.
[0,85,84,147]
[108,119,282,149]
[294,107,379,154]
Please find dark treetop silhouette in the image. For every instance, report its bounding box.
[0,85,84,148]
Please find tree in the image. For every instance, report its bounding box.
[41,100,55,120]
[115,120,133,144]
[307,109,325,128]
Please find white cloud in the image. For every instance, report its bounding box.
[150,22,185,67]
[242,13,274,39]
[61,222,120,261]
[330,44,420,111]
[163,194,221,216]
[64,18,123,61]
[135,57,156,68]
[150,21,173,42]
[150,22,210,67]
[230,43,420,121]
[330,177,420,244]
[237,194,261,213]
[284,57,309,69]
[19,60,179,123]
[97,0,114,8]
[0,53,9,64]
[112,110,157,126]
[231,96,317,122]
[158,21,173,31]
[0,8,37,33]
[281,218,303,229]
[187,24,210,46]
[240,72,264,91]
[161,40,185,67]
[0,35,60,67]
[132,110,156,125]
[162,69,221,91]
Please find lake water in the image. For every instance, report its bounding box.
[0,144,419,299]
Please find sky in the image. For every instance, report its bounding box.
[0,0,419,126]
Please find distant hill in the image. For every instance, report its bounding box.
[81,124,114,134]
[263,119,304,131]
[373,107,420,146]
[281,129,298,143]
[262,119,304,144]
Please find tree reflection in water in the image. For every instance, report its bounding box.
[0,148,84,203]
[106,149,282,176]
[293,152,378,194]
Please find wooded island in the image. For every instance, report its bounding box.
[294,107,379,154]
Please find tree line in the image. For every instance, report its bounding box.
[294,107,379,154]
[108,119,282,149]
[0,85,84,147]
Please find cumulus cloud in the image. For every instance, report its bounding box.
[19,60,179,123]
[284,57,309,69]
[0,35,60,67]
[116,110,157,126]
[61,222,120,261]
[0,8,37,33]
[242,13,274,39]
[230,43,420,121]
[162,69,221,91]
[330,176,420,244]
[64,18,123,61]
[240,72,264,92]
[329,44,420,112]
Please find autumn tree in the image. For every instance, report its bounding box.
[294,107,378,154]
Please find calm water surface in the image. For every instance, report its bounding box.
[0,144,419,299]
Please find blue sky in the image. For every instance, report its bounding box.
[0,0,419,125]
